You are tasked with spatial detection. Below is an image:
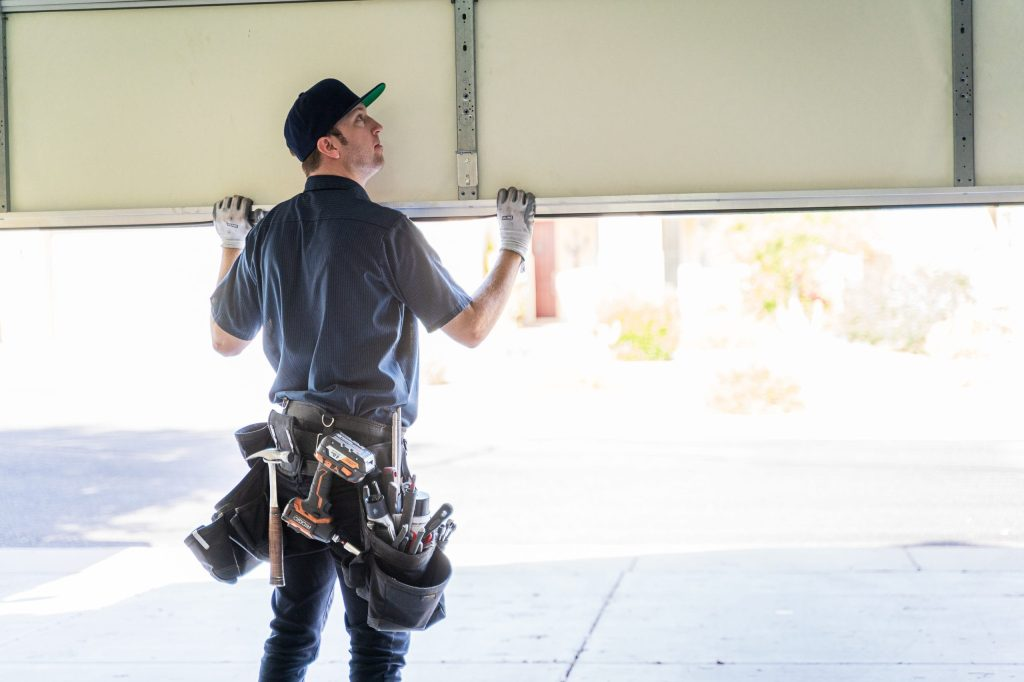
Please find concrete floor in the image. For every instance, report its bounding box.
[0,545,1021,681]
[1,422,1022,680]
[1,363,1022,681]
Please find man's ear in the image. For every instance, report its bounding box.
[316,135,341,159]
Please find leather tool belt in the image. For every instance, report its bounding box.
[271,399,406,481]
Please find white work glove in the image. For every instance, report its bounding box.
[213,195,264,249]
[496,186,536,262]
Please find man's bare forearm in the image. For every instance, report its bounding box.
[210,246,250,355]
[217,247,242,282]
[443,250,523,347]
[468,250,522,329]
[442,185,534,347]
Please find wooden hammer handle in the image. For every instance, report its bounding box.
[268,506,285,586]
[267,461,285,586]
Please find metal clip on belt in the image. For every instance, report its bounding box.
[282,400,402,442]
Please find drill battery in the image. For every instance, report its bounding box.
[316,430,377,484]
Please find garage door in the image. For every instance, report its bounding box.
[2,0,1023,221]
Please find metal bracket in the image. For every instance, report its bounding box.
[0,11,9,211]
[456,151,478,189]
[952,0,974,187]
[453,0,478,200]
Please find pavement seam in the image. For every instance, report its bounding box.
[902,545,923,571]
[557,662,1024,667]
[0,611,88,649]
[561,556,637,682]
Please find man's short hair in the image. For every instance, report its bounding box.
[298,128,347,176]
[301,148,323,176]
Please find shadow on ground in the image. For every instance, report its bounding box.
[0,428,248,547]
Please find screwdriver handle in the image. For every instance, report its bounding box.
[381,467,400,516]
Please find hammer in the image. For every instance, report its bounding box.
[247,448,291,586]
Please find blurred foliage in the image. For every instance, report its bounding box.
[729,215,861,319]
[751,233,829,315]
[598,294,680,361]
[729,214,974,354]
[839,254,973,354]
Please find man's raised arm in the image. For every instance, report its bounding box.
[443,186,535,348]
[210,194,261,356]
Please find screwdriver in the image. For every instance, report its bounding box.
[437,521,456,551]
[380,467,401,519]
[422,503,454,537]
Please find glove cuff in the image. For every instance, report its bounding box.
[221,239,245,250]
[499,244,528,262]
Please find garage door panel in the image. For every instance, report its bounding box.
[974,0,1024,186]
[4,0,1023,216]
[477,0,951,198]
[7,0,454,211]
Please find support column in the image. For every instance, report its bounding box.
[533,220,557,318]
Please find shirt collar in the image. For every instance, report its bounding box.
[304,174,369,201]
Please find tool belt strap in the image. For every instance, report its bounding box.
[281,399,403,443]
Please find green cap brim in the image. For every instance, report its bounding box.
[360,82,386,109]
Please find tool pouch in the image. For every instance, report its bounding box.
[267,410,304,481]
[342,514,450,632]
[185,505,266,584]
[235,421,274,467]
[184,459,268,583]
[183,422,276,583]
[185,512,261,584]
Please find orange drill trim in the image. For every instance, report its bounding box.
[292,499,332,525]
[313,473,329,506]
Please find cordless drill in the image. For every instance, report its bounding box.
[281,431,376,544]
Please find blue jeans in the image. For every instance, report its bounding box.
[259,482,410,681]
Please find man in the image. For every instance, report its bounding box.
[209,77,535,681]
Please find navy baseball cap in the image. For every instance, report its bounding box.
[284,78,385,161]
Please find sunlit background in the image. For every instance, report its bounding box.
[1,206,1022,620]
[3,205,1023,437]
